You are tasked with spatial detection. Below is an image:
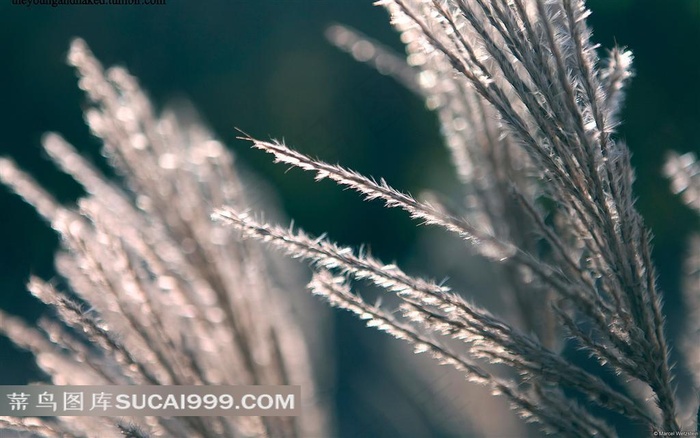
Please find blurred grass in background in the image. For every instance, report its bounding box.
[0,1,698,436]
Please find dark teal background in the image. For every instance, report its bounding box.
[0,1,698,436]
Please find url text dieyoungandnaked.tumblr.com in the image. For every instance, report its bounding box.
[11,0,165,7]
